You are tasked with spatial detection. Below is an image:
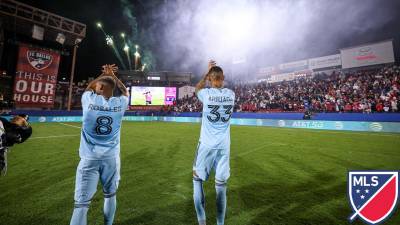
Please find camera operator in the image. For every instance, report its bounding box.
[0,114,32,175]
[303,110,312,120]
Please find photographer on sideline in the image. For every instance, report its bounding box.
[0,114,32,175]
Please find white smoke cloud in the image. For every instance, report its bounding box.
[142,0,397,76]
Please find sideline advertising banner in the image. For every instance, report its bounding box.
[13,44,60,108]
[10,115,400,133]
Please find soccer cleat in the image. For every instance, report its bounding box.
[0,148,7,176]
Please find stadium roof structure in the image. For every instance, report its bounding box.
[0,0,86,46]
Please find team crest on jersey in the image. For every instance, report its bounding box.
[26,50,53,70]
[348,171,398,224]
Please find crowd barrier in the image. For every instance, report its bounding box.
[2,115,400,133]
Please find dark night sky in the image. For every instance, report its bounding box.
[17,0,400,81]
[19,0,142,80]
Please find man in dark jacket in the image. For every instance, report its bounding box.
[0,114,32,175]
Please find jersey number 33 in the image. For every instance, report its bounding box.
[207,105,233,123]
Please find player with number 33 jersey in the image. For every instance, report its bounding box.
[192,61,235,225]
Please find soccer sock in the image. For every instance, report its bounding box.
[70,206,89,225]
[104,195,117,225]
[193,178,206,225]
[215,182,227,225]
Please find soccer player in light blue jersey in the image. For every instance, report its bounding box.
[70,64,129,225]
[193,61,235,225]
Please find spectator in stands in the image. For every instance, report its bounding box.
[391,97,398,112]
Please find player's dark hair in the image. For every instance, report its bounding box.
[98,76,116,90]
[208,66,224,81]
[209,66,223,74]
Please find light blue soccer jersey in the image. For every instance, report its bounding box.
[79,91,128,160]
[197,88,235,148]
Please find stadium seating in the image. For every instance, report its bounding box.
[175,66,400,113]
[46,65,400,114]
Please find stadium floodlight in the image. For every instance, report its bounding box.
[141,63,147,71]
[123,44,129,52]
[106,36,113,45]
[96,22,102,28]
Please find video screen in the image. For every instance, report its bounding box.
[130,86,176,105]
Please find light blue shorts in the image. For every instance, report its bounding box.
[192,142,230,182]
[73,156,120,207]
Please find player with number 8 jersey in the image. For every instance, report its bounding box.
[70,65,129,225]
[79,95,126,159]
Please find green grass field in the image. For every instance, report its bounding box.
[0,122,399,225]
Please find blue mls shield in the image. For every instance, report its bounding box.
[348,171,398,224]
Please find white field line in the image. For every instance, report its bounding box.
[59,123,82,129]
[29,123,81,139]
[30,134,80,139]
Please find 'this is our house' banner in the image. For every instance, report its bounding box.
[13,44,60,108]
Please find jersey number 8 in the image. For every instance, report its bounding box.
[95,116,113,135]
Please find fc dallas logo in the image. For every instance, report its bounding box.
[26,50,53,70]
[348,171,399,224]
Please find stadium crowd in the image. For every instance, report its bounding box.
[2,66,399,114]
[174,66,400,113]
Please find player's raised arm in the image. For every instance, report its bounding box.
[195,60,216,93]
[85,79,98,92]
[102,64,129,97]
